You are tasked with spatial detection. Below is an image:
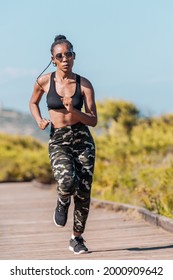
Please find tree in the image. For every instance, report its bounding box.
[97,99,139,138]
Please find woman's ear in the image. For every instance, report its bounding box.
[51,57,56,67]
[73,52,76,59]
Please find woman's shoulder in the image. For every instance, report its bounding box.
[76,74,94,96]
[35,72,54,92]
[77,74,93,88]
[37,72,53,84]
[37,72,53,83]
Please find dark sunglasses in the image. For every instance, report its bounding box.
[55,51,74,61]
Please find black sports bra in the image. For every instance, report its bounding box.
[46,72,84,111]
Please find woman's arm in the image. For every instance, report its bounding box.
[29,77,50,130]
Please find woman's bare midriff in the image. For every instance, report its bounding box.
[49,109,80,128]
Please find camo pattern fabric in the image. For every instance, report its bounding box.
[48,122,95,233]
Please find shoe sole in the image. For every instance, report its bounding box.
[53,210,65,227]
[69,246,88,255]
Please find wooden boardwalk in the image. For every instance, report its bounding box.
[0,182,173,260]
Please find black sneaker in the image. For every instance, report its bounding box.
[69,236,88,254]
[53,198,71,227]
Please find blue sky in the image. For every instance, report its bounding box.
[0,0,173,117]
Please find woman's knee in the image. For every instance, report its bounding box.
[56,176,77,196]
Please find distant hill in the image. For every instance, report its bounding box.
[0,108,49,142]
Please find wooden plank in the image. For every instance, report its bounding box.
[0,182,173,260]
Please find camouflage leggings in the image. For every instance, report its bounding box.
[48,122,95,233]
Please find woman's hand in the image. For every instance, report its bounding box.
[61,97,74,112]
[38,119,50,130]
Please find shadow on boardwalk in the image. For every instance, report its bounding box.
[0,182,173,260]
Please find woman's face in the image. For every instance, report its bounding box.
[52,43,75,72]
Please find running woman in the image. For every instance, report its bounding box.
[29,34,97,254]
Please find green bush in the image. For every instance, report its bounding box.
[92,100,173,218]
[0,133,54,183]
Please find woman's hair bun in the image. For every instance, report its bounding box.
[50,34,73,53]
[54,35,66,42]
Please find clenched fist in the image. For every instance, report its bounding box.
[61,97,74,112]
[38,118,50,130]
